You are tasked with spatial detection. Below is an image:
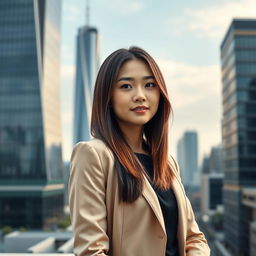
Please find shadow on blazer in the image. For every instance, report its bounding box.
[68,138,210,256]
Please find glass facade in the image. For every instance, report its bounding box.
[0,0,45,180]
[0,0,64,229]
[177,131,198,188]
[221,19,256,255]
[0,193,63,228]
[73,26,100,144]
[209,177,223,210]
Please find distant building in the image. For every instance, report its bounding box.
[73,4,100,144]
[201,155,210,174]
[242,188,256,256]
[64,161,70,206]
[208,145,223,174]
[214,188,256,256]
[0,0,64,229]
[201,173,223,215]
[200,145,224,216]
[220,18,256,256]
[177,131,199,188]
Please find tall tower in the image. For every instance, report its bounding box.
[220,19,256,255]
[0,0,64,229]
[73,1,100,144]
[177,131,199,189]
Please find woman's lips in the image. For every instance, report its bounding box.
[131,107,148,114]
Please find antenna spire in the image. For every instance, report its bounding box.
[86,0,90,26]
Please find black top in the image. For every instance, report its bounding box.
[136,153,179,256]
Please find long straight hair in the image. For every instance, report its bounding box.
[91,46,174,202]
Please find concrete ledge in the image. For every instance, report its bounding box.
[28,237,55,253]
[0,254,74,256]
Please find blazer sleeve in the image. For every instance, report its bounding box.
[171,156,211,256]
[68,142,109,256]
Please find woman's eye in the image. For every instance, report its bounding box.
[145,82,156,88]
[120,84,132,89]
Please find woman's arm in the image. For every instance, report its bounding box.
[171,156,210,256]
[68,142,109,256]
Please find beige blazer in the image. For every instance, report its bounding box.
[68,139,210,256]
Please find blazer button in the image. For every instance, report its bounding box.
[157,235,164,239]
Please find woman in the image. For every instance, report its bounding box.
[68,47,210,256]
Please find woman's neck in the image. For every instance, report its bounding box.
[118,123,146,153]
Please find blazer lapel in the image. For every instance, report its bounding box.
[141,171,187,256]
[142,176,166,234]
[171,174,186,255]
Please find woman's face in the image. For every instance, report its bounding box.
[111,58,160,129]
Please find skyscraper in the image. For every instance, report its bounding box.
[220,19,256,256]
[201,173,223,216]
[200,145,224,217]
[0,0,64,229]
[73,3,100,144]
[208,145,223,174]
[177,131,199,188]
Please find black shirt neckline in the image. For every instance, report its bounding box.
[134,152,151,157]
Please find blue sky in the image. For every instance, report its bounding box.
[60,0,256,163]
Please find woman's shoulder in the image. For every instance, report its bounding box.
[71,138,114,162]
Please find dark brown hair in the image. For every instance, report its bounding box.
[91,46,174,202]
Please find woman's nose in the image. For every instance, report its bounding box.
[133,87,146,102]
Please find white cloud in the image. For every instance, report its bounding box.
[168,0,256,39]
[158,60,221,109]
[157,59,222,162]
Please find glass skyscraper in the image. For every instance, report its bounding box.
[0,0,64,229]
[73,25,100,144]
[221,19,256,255]
[177,131,199,188]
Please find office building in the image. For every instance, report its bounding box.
[221,19,256,255]
[242,188,256,256]
[73,4,100,144]
[200,145,224,216]
[214,188,256,256]
[0,0,64,229]
[201,155,210,175]
[208,145,223,174]
[64,161,70,206]
[177,131,199,188]
[201,173,223,215]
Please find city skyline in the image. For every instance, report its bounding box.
[60,0,256,163]
[0,1,255,254]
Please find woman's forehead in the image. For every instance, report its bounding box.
[117,59,153,78]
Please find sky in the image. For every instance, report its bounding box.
[60,0,256,164]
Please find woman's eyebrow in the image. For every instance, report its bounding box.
[143,75,154,80]
[117,75,154,82]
